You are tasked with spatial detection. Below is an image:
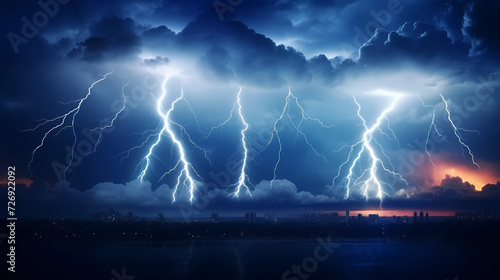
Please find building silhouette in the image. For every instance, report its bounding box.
[402,215,409,224]
[125,211,134,222]
[393,215,400,224]
[157,213,165,222]
[368,214,379,225]
[245,212,256,224]
[211,212,219,222]
[310,213,318,222]
[331,212,339,223]
[93,211,103,221]
[106,208,123,222]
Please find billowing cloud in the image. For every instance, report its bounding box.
[68,16,141,61]
[358,21,469,69]
[85,180,174,206]
[242,180,338,204]
[400,175,499,200]
[308,54,336,85]
[482,183,500,194]
[427,175,477,198]
[11,180,178,218]
[461,1,500,60]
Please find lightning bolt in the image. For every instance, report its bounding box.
[24,71,113,176]
[63,72,116,180]
[425,111,439,179]
[333,96,408,202]
[458,127,483,137]
[136,74,203,203]
[202,92,238,140]
[114,124,162,166]
[440,94,480,169]
[201,87,252,197]
[419,95,440,180]
[381,116,400,147]
[229,88,252,198]
[266,89,333,186]
[82,81,130,159]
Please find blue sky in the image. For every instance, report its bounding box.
[1,0,500,218]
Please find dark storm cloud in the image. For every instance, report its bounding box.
[308,54,336,85]
[168,11,313,86]
[7,180,176,218]
[145,0,213,29]
[141,25,176,47]
[482,183,500,194]
[230,0,386,56]
[357,21,470,68]
[387,175,500,211]
[54,9,314,86]
[433,0,468,42]
[4,1,498,86]
[231,43,312,87]
[228,0,485,58]
[461,0,500,60]
[298,19,481,88]
[414,175,478,199]
[239,180,337,204]
[68,17,141,61]
[199,46,234,81]
[143,56,169,66]
[4,179,335,218]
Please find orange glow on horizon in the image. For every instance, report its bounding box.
[0,177,33,187]
[321,210,455,217]
[429,158,500,191]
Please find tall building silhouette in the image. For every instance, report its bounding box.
[157,213,165,222]
[245,212,256,224]
[125,211,134,222]
[211,212,219,222]
[368,214,379,225]
[331,212,339,222]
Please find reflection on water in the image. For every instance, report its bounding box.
[18,238,495,280]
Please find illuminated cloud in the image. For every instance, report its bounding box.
[241,179,339,204]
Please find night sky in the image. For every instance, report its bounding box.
[1,0,500,218]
